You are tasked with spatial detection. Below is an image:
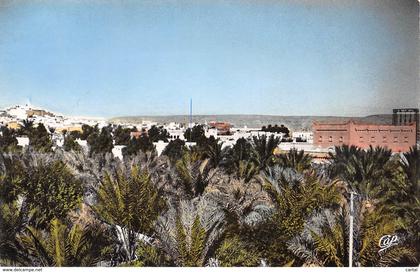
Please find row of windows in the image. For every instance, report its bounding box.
[359,136,409,143]
[318,135,410,143]
[354,129,413,133]
[318,136,344,143]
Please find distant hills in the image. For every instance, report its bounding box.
[109,114,393,131]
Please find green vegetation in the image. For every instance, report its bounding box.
[62,131,81,152]
[122,135,155,156]
[28,123,53,152]
[0,120,418,267]
[184,125,206,143]
[261,124,290,137]
[20,160,83,228]
[113,125,134,145]
[148,125,170,142]
[94,167,165,262]
[162,138,186,162]
[0,127,19,152]
[15,218,112,266]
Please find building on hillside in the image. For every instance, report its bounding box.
[27,109,54,118]
[7,105,30,119]
[55,126,83,134]
[7,121,21,130]
[313,120,416,153]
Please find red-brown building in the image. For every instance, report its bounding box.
[130,130,147,139]
[313,121,416,152]
[208,121,231,135]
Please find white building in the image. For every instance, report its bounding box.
[75,139,88,148]
[278,142,333,153]
[205,128,218,139]
[168,129,185,141]
[154,141,169,156]
[112,145,125,160]
[16,136,29,147]
[292,131,313,143]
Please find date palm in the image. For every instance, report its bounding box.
[0,201,29,266]
[202,138,229,169]
[15,218,111,266]
[400,146,419,197]
[250,135,281,171]
[223,138,258,181]
[289,205,417,267]
[244,165,340,266]
[93,166,166,263]
[277,148,312,173]
[174,151,218,198]
[205,175,271,266]
[330,145,393,199]
[20,119,34,136]
[155,197,225,266]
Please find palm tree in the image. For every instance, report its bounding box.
[205,175,270,266]
[15,218,111,266]
[329,145,393,199]
[400,146,419,197]
[155,197,225,266]
[224,138,258,182]
[203,139,228,169]
[329,145,362,184]
[250,135,281,171]
[0,201,29,266]
[21,119,34,136]
[93,166,166,263]
[242,165,341,266]
[381,146,420,259]
[277,148,312,173]
[235,160,259,183]
[214,235,260,266]
[174,151,218,198]
[288,207,348,266]
[289,205,417,267]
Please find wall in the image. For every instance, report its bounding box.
[349,122,416,152]
[313,122,350,147]
[313,121,416,152]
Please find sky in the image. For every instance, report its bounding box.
[0,0,418,117]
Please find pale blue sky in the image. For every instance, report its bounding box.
[0,0,418,117]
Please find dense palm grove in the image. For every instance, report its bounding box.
[0,123,419,267]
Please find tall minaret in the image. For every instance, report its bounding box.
[189,98,193,128]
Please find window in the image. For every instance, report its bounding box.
[371,136,375,142]
[329,136,333,142]
[404,136,408,143]
[383,136,387,143]
[394,136,398,143]
[319,136,322,142]
[359,136,364,142]
[339,136,343,143]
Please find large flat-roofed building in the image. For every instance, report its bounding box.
[208,121,231,135]
[313,121,416,153]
